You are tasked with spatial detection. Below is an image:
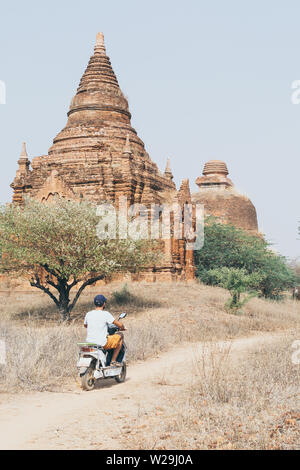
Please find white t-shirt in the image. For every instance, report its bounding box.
[84,309,115,346]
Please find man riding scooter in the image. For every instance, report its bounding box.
[84,294,126,366]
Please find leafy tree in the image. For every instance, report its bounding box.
[289,258,300,285]
[0,198,159,320]
[201,267,263,313]
[195,217,295,299]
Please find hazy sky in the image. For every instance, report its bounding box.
[0,0,299,259]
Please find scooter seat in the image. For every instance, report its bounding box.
[77,342,104,350]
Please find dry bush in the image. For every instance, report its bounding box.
[0,281,300,393]
[129,336,300,450]
[0,312,171,392]
[0,323,83,392]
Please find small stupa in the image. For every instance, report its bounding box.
[192,160,258,233]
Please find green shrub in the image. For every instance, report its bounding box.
[195,218,295,300]
[201,267,262,313]
[111,284,135,305]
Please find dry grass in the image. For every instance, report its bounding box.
[0,324,82,392]
[125,335,300,450]
[0,281,300,393]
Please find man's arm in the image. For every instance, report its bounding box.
[113,319,125,330]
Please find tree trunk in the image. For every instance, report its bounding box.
[59,305,70,322]
[58,284,71,322]
[30,272,105,322]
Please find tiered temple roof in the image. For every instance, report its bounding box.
[10,33,259,280]
[11,33,195,281]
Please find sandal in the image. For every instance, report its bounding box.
[110,361,121,367]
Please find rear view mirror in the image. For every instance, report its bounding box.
[119,312,127,319]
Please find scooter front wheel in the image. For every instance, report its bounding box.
[81,366,95,391]
[115,362,127,383]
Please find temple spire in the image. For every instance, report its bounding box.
[196,160,233,189]
[94,32,106,54]
[20,142,28,158]
[72,31,120,103]
[17,142,30,173]
[178,178,191,204]
[49,32,141,158]
[164,157,173,180]
[202,160,229,176]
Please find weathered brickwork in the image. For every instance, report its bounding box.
[193,160,258,233]
[11,35,258,282]
[10,33,195,281]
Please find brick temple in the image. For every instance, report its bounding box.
[192,160,258,234]
[11,33,258,282]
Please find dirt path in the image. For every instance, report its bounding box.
[0,332,288,450]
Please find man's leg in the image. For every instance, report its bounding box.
[104,334,123,364]
[111,336,123,363]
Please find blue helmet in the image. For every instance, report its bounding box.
[94,294,107,307]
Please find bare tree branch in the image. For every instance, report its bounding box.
[42,263,62,281]
[67,277,79,291]
[30,274,60,307]
[45,274,60,291]
[69,274,105,312]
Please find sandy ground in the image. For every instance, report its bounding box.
[0,331,287,450]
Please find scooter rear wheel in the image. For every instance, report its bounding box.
[115,362,127,383]
[81,366,95,391]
